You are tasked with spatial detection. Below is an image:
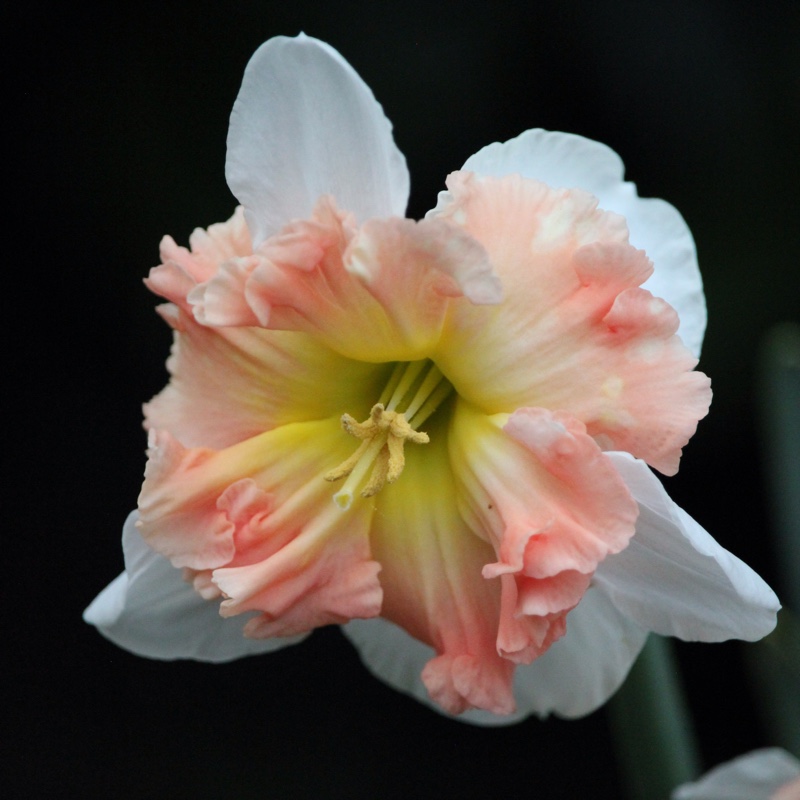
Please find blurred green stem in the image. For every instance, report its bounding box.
[608,634,701,800]
[750,322,800,754]
[745,609,800,756]
[758,322,800,613]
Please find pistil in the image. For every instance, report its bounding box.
[325,360,452,509]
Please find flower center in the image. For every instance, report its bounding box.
[325,360,452,509]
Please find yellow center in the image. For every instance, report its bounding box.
[325,360,452,509]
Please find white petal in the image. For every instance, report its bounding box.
[226,34,410,248]
[84,512,306,661]
[672,748,800,800]
[444,129,706,357]
[343,587,648,724]
[594,453,780,641]
[512,586,648,719]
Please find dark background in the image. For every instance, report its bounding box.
[10,2,799,797]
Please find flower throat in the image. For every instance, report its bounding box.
[325,360,452,509]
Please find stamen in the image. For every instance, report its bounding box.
[404,364,444,420]
[328,426,390,509]
[386,360,428,411]
[408,379,453,427]
[377,361,406,407]
[325,360,452,508]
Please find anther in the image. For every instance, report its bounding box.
[325,360,451,509]
[324,403,429,508]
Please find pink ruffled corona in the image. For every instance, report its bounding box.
[85,34,779,724]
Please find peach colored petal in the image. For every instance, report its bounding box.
[137,430,240,570]
[433,171,711,474]
[145,261,197,316]
[137,418,344,570]
[143,303,391,451]
[155,206,251,286]
[148,207,256,323]
[213,498,382,638]
[452,128,707,358]
[236,197,362,336]
[144,313,390,451]
[495,573,575,665]
[347,215,502,309]
[188,257,262,327]
[368,418,515,715]
[137,416,384,639]
[188,208,253,266]
[449,403,638,664]
[143,207,390,452]
[203,196,500,363]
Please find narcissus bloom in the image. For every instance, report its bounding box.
[672,749,800,800]
[85,34,779,723]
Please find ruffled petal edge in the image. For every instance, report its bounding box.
[84,512,307,662]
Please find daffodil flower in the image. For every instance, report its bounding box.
[673,749,800,800]
[85,34,779,724]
